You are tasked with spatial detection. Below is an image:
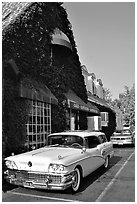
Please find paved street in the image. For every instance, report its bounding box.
[2,146,135,202]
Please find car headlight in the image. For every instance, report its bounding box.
[48,163,67,173]
[5,160,18,169]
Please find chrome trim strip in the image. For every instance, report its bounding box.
[65,155,105,167]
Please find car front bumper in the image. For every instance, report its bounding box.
[111,139,134,145]
[4,169,74,190]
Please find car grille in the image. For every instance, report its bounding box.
[8,169,62,184]
[112,138,126,140]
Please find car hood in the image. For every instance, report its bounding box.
[5,147,82,172]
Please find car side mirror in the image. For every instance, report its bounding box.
[81,147,86,154]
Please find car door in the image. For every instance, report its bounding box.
[83,136,105,176]
[98,134,113,158]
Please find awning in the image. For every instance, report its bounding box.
[51,28,72,50]
[87,102,100,114]
[19,77,58,105]
[88,92,115,113]
[64,89,99,115]
[88,92,110,107]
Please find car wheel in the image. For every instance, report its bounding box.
[71,168,81,192]
[104,156,109,169]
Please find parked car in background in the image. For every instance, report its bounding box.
[110,129,135,147]
[132,131,135,145]
[4,131,113,193]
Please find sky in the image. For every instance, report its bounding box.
[63,2,135,99]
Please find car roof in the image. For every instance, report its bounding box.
[48,131,105,138]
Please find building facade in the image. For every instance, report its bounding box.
[81,65,104,99]
[3,2,103,156]
[81,65,116,138]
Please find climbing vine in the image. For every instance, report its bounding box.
[3,2,88,155]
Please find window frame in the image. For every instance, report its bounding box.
[85,135,101,149]
[98,134,108,143]
[26,100,51,150]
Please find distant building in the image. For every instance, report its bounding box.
[81,65,116,138]
[87,73,97,96]
[82,66,104,99]
[96,79,104,99]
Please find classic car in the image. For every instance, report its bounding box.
[4,131,114,192]
[110,129,135,146]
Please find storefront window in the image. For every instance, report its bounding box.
[26,100,51,150]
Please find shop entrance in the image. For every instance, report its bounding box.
[70,110,79,131]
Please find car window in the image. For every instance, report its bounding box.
[121,130,131,135]
[47,135,84,147]
[113,132,121,136]
[98,134,108,143]
[85,136,101,148]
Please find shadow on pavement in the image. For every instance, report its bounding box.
[78,155,122,193]
[2,180,18,193]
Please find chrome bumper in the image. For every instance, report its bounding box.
[4,170,74,190]
[111,140,133,145]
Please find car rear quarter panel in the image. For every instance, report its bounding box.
[63,148,105,178]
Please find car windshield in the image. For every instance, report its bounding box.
[47,135,84,148]
[113,130,131,136]
[113,132,121,136]
[121,130,131,135]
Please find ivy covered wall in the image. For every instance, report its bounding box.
[3,74,30,156]
[3,2,87,100]
[3,2,88,156]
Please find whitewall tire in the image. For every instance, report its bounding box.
[71,168,81,192]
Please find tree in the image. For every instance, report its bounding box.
[103,88,113,105]
[118,84,135,126]
[105,84,135,127]
[103,84,135,131]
